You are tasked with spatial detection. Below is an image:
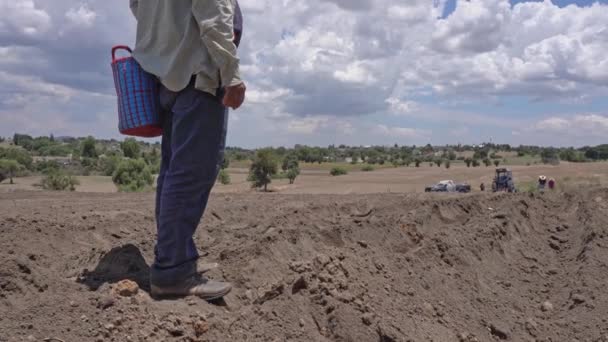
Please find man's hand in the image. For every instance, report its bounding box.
[223,82,246,109]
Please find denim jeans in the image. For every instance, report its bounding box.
[150,82,228,287]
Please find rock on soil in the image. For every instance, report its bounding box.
[112,279,139,297]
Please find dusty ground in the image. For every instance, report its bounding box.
[1,188,608,341]
[2,162,607,194]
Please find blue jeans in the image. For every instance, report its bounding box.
[150,82,228,287]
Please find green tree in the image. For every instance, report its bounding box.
[112,159,153,192]
[472,159,480,167]
[465,158,472,167]
[0,159,22,184]
[81,136,98,159]
[445,161,451,169]
[287,166,300,184]
[249,149,278,192]
[282,153,299,172]
[99,155,122,176]
[0,147,33,170]
[447,150,457,160]
[494,160,501,167]
[121,138,140,159]
[41,171,79,191]
[217,169,231,185]
[483,158,491,167]
[415,159,421,168]
[281,153,300,184]
[434,159,443,167]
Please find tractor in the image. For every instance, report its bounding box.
[492,168,516,193]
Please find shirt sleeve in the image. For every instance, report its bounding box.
[192,0,242,87]
[129,0,138,18]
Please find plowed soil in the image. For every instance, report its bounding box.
[1,189,608,341]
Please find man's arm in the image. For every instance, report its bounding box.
[192,0,242,88]
[129,0,138,18]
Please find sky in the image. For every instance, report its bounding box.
[0,0,607,148]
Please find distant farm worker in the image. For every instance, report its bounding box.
[480,183,485,192]
[538,175,547,190]
[130,0,245,300]
[548,178,556,190]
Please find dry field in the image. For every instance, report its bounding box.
[1,162,607,195]
[1,186,608,341]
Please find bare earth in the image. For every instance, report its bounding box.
[1,186,608,341]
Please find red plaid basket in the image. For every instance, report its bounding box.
[111,46,162,137]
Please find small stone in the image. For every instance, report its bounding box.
[422,302,435,316]
[361,313,373,326]
[292,276,308,295]
[315,254,331,267]
[571,293,586,304]
[27,335,35,341]
[81,315,89,322]
[245,290,255,302]
[193,320,209,337]
[97,296,115,310]
[525,319,538,337]
[489,322,510,340]
[105,323,115,331]
[541,301,554,312]
[70,300,78,307]
[113,280,139,297]
[254,283,285,305]
[357,241,368,248]
[299,319,305,327]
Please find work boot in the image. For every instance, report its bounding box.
[151,274,232,301]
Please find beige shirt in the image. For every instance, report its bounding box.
[130,0,241,94]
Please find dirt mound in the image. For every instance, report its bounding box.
[1,189,608,341]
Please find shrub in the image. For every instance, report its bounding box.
[81,136,98,159]
[249,149,278,191]
[0,159,23,184]
[112,158,153,192]
[99,155,122,176]
[330,167,348,176]
[445,161,451,169]
[217,169,231,185]
[287,167,300,184]
[35,160,60,174]
[0,147,33,170]
[361,165,375,172]
[41,171,79,191]
[121,138,141,159]
[472,159,480,167]
[494,160,501,167]
[415,159,421,168]
[465,158,472,167]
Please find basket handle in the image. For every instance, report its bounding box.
[112,46,133,62]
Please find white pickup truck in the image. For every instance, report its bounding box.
[424,180,471,193]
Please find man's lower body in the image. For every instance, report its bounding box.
[150,80,231,300]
